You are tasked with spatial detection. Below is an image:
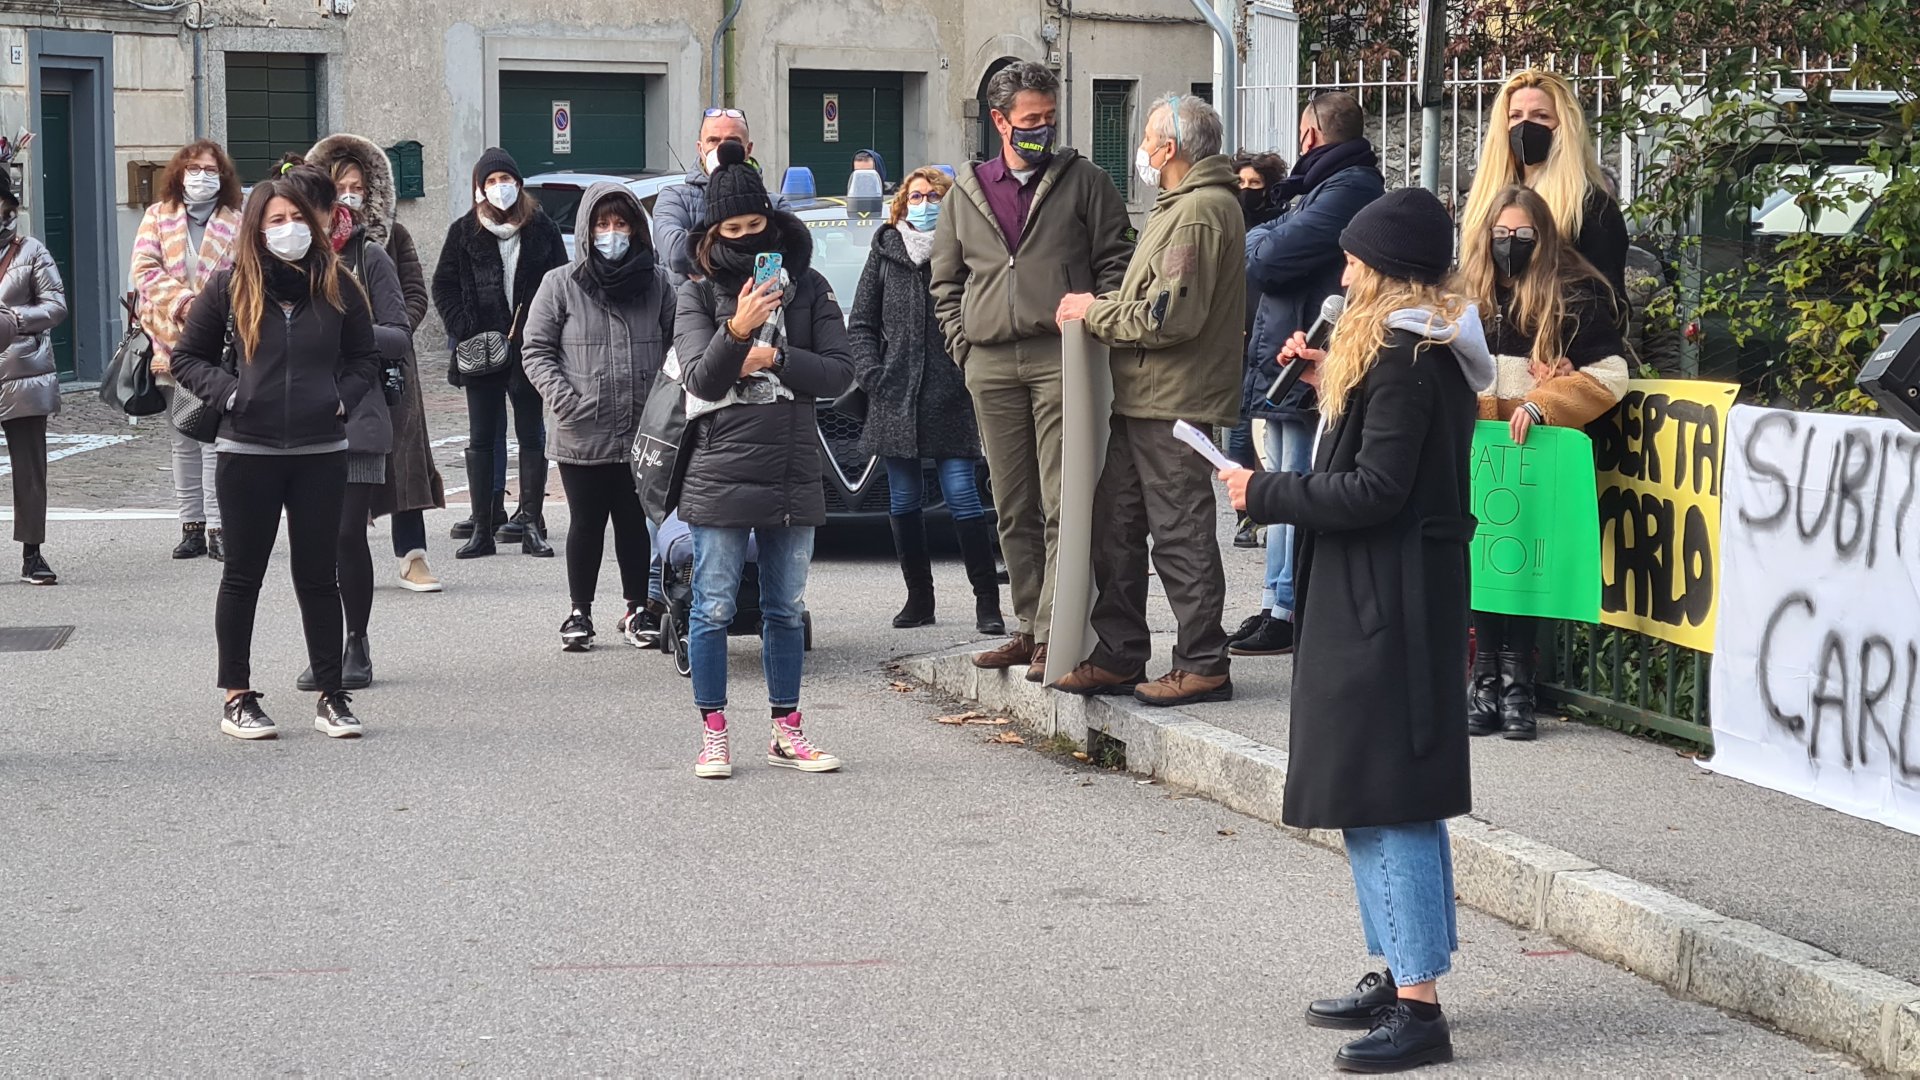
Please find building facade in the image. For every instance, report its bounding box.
[0,0,1217,381]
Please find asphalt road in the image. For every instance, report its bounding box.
[0,511,1863,1076]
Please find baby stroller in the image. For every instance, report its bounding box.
[654,511,813,677]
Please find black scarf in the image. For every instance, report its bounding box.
[263,257,313,305]
[583,244,656,303]
[705,233,767,287]
[1275,138,1379,204]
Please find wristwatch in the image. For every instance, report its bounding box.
[768,348,788,376]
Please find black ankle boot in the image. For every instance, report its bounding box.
[456,448,498,559]
[1468,645,1502,736]
[342,632,372,689]
[1498,647,1537,740]
[953,515,1005,636]
[890,512,936,628]
[172,522,207,559]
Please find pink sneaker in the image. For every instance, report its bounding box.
[768,712,841,772]
[695,713,731,779]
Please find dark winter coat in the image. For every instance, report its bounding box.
[308,132,444,515]
[846,223,980,460]
[430,206,567,388]
[1243,160,1384,421]
[1244,317,1487,830]
[337,233,405,455]
[673,211,856,529]
[520,182,675,466]
[170,267,382,450]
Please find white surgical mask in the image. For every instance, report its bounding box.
[703,148,721,175]
[1134,147,1163,189]
[183,173,222,205]
[338,192,365,212]
[263,221,313,262]
[483,181,519,211]
[593,230,631,261]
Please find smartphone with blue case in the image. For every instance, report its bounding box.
[754,252,784,288]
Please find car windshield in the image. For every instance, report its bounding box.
[1751,165,1890,236]
[801,214,886,311]
[528,185,586,233]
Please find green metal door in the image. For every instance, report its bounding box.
[787,71,904,193]
[498,71,646,176]
[38,90,76,379]
[1091,80,1134,203]
[224,53,318,182]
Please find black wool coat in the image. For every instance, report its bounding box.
[847,225,981,461]
[1245,329,1477,830]
[430,207,567,388]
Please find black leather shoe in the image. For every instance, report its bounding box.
[207,528,225,563]
[520,516,555,558]
[1226,613,1266,646]
[295,665,319,693]
[342,632,372,689]
[1230,615,1294,656]
[1498,648,1537,741]
[314,691,364,739]
[221,691,277,741]
[1467,649,1502,736]
[449,514,476,540]
[1233,517,1261,549]
[172,522,208,559]
[1307,970,1398,1030]
[1332,1001,1452,1073]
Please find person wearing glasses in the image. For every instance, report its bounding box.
[654,108,792,290]
[847,166,1002,635]
[1458,184,1628,741]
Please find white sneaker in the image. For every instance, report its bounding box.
[398,550,443,593]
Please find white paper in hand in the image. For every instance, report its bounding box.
[1172,420,1236,472]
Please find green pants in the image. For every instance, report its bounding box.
[964,339,1064,644]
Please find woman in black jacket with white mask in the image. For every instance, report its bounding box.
[170,177,383,741]
[431,147,567,558]
[675,141,855,780]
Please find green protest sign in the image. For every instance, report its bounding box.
[1469,420,1602,622]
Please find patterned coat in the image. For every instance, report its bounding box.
[847,224,981,460]
[129,201,242,375]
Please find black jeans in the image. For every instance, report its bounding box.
[1472,611,1539,655]
[340,482,378,635]
[390,509,427,558]
[557,463,650,609]
[465,379,545,489]
[215,452,348,691]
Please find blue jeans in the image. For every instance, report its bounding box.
[1261,415,1316,618]
[1344,820,1458,985]
[884,457,985,520]
[689,524,814,711]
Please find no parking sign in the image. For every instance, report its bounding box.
[552,100,572,155]
[823,93,839,143]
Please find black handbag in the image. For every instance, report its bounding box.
[630,359,692,526]
[99,293,166,417]
[454,304,523,379]
[169,313,235,444]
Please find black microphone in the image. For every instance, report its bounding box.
[1265,293,1345,407]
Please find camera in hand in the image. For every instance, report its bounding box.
[1264,293,1345,408]
[383,358,405,406]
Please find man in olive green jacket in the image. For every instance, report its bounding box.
[930,61,1133,683]
[1054,94,1246,708]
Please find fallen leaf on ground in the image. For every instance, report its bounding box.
[970,716,1012,726]
[1217,828,1237,837]
[1071,751,1090,762]
[889,681,914,693]
[987,731,1025,745]
[934,711,985,725]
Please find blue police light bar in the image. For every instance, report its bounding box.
[781,167,817,197]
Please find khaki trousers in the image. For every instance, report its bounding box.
[964,339,1065,644]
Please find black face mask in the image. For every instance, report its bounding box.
[1008,124,1055,167]
[1508,120,1555,168]
[1491,236,1538,280]
[1239,188,1267,215]
[706,229,769,281]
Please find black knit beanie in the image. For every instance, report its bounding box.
[472,146,522,195]
[704,140,773,224]
[1340,186,1454,285]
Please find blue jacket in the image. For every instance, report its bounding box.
[1242,162,1384,419]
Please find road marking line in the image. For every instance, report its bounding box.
[531,958,890,974]
[0,434,136,477]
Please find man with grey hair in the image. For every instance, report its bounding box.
[931,60,1134,684]
[1053,93,1246,707]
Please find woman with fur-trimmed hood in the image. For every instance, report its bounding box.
[307,132,447,592]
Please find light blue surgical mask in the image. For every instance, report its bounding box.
[905,201,941,233]
[593,230,631,261]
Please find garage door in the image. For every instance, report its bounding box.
[225,52,318,182]
[499,70,646,175]
[787,71,904,194]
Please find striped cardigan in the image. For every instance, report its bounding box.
[130,201,242,375]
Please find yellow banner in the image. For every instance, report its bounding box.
[1589,380,1740,652]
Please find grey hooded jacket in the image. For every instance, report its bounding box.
[520,181,675,467]
[0,234,67,423]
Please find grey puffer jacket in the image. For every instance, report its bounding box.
[673,211,855,529]
[0,235,67,423]
[521,182,675,466]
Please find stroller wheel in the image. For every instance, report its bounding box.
[803,611,813,651]
[663,609,693,678]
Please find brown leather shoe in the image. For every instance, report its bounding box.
[1133,670,1234,707]
[1050,659,1144,696]
[1023,643,1050,683]
[973,632,1035,670]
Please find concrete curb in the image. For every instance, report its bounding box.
[901,649,1920,1076]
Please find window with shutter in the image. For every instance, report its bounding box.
[224,53,319,182]
[1092,80,1135,201]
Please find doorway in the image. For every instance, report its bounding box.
[976,58,1018,163]
[30,33,114,384]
